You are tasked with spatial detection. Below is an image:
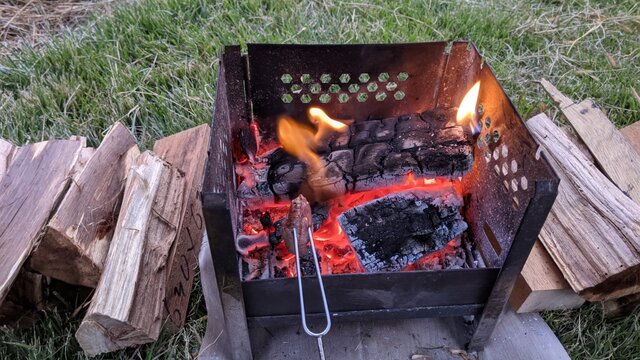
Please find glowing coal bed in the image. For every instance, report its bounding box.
[235,97,485,281]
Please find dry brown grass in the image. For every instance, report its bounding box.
[0,0,115,57]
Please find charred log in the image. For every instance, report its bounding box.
[338,187,467,272]
[236,111,472,201]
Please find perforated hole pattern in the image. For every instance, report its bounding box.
[279,72,409,104]
[477,109,529,209]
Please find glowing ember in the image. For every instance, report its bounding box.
[240,172,462,278]
[456,81,481,134]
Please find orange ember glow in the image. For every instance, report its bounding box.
[456,81,481,134]
[277,108,348,174]
[241,173,461,277]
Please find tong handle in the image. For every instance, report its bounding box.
[293,227,332,338]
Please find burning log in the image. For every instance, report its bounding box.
[238,111,473,201]
[338,187,467,272]
[281,195,312,257]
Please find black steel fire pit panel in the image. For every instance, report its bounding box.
[203,42,560,353]
[242,268,498,317]
[246,43,448,137]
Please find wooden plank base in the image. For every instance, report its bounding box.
[511,241,585,313]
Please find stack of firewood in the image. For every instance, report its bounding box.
[0,123,210,356]
[510,80,640,316]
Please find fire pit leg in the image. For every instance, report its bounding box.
[467,182,557,351]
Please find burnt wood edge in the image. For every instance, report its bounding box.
[467,178,559,351]
[247,304,485,328]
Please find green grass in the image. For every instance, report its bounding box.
[0,0,638,359]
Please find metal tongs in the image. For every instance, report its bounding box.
[293,226,332,360]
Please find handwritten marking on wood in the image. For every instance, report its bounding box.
[75,151,185,356]
[153,124,210,330]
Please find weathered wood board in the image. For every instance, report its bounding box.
[30,123,139,287]
[153,124,210,331]
[75,151,185,356]
[620,121,640,154]
[603,122,640,315]
[540,79,640,200]
[510,125,591,313]
[0,140,82,305]
[527,113,640,301]
[0,138,16,182]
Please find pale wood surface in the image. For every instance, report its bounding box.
[621,121,640,154]
[541,79,640,200]
[249,310,569,360]
[511,241,584,313]
[196,237,569,360]
[0,140,82,305]
[153,124,210,331]
[509,125,590,313]
[0,138,16,182]
[30,123,139,287]
[75,151,185,356]
[527,113,640,301]
[603,122,640,315]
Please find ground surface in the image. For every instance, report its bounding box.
[0,0,639,359]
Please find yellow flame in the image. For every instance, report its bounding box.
[277,108,348,175]
[277,116,322,171]
[456,81,480,125]
[309,107,348,142]
[309,107,348,130]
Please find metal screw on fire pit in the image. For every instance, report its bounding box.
[293,226,332,360]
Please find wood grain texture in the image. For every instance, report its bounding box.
[75,151,185,356]
[509,125,591,313]
[603,122,640,315]
[153,124,210,331]
[511,241,584,313]
[621,121,640,154]
[0,140,82,305]
[30,123,139,287]
[0,138,16,182]
[527,113,640,301]
[541,79,640,200]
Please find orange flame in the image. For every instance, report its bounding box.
[277,107,348,174]
[309,107,348,141]
[456,81,481,134]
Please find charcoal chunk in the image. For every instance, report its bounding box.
[338,187,467,272]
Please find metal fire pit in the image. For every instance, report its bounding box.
[202,42,559,358]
